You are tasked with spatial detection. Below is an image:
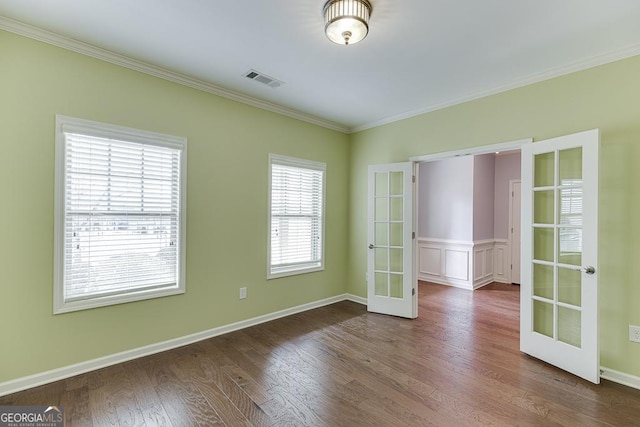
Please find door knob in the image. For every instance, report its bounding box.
[368,244,375,249]
[582,266,596,275]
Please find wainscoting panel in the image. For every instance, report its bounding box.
[418,238,509,290]
[419,246,441,277]
[417,239,474,289]
[493,239,510,283]
[444,249,469,281]
[473,240,495,289]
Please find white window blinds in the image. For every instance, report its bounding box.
[54,116,186,313]
[269,155,325,278]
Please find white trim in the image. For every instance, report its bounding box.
[410,138,533,163]
[0,293,365,397]
[508,179,522,285]
[53,115,188,314]
[267,154,326,280]
[352,42,640,133]
[600,367,640,391]
[345,294,367,305]
[0,17,349,134]
[473,238,496,246]
[417,237,474,246]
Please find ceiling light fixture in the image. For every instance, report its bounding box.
[323,0,372,46]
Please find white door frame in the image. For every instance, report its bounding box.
[509,179,522,284]
[410,138,533,163]
[410,138,532,294]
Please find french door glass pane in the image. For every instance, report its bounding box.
[390,274,403,298]
[390,198,403,221]
[534,152,555,187]
[375,172,388,196]
[389,248,403,273]
[558,228,582,266]
[375,248,388,270]
[375,223,388,246]
[533,228,554,262]
[534,190,554,224]
[559,147,582,183]
[558,306,581,347]
[375,198,388,221]
[389,172,403,195]
[389,222,403,246]
[375,273,388,297]
[533,300,554,338]
[558,267,582,306]
[533,263,554,299]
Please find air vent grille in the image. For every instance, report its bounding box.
[244,69,284,88]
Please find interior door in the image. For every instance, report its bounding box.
[367,162,417,318]
[520,129,599,383]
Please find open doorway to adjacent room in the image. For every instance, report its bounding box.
[415,150,522,290]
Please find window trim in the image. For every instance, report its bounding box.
[267,154,326,279]
[53,115,187,314]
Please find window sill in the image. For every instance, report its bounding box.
[267,265,324,280]
[53,285,185,314]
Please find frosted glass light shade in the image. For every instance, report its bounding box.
[323,0,372,45]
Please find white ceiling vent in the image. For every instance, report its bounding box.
[244,69,284,88]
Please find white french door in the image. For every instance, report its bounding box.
[367,162,417,318]
[520,129,600,383]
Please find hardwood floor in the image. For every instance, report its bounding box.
[2,281,640,426]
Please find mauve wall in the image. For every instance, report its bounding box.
[418,156,473,240]
[473,154,496,240]
[493,152,521,239]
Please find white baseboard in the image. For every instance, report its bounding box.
[600,366,640,391]
[345,293,367,305]
[418,275,474,290]
[5,296,638,397]
[0,293,365,397]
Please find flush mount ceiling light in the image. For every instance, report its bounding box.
[323,0,372,45]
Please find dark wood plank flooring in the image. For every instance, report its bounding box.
[2,281,640,426]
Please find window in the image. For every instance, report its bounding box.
[54,116,187,313]
[268,154,325,279]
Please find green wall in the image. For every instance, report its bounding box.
[0,31,350,383]
[348,55,640,377]
[3,25,640,386]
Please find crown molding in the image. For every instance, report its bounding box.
[0,17,350,134]
[4,16,640,136]
[351,42,640,133]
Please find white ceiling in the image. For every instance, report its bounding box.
[2,0,640,132]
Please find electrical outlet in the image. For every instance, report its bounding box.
[629,325,640,343]
[239,287,247,300]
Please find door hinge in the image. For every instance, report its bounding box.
[511,227,513,233]
[412,288,416,296]
[412,231,415,239]
[511,264,513,269]
[412,175,416,183]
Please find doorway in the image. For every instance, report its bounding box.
[416,150,522,290]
